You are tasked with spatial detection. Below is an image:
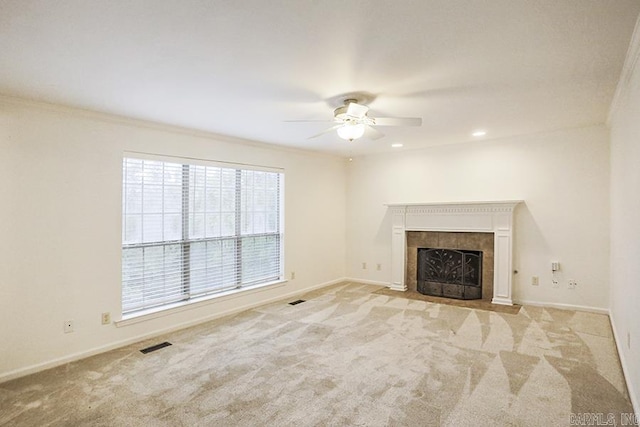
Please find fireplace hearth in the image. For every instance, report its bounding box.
[417,248,483,300]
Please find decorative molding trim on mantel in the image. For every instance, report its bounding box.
[385,201,522,306]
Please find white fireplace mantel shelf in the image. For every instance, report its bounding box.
[385,200,522,305]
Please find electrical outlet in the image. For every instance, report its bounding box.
[64,320,74,333]
[531,276,539,286]
[568,280,577,289]
[101,312,111,325]
[376,263,382,271]
[552,279,559,288]
[290,271,296,280]
[362,262,367,270]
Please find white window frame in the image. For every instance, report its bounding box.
[120,152,285,319]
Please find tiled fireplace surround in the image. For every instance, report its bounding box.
[406,231,495,300]
[386,201,521,305]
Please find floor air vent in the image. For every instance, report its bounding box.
[289,299,306,305]
[140,341,172,354]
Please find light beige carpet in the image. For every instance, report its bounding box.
[0,282,635,426]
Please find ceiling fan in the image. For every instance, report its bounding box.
[288,98,422,142]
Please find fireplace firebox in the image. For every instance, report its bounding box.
[417,248,483,300]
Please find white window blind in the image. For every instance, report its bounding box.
[122,156,283,314]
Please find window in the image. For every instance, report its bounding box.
[121,155,283,314]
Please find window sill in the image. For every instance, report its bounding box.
[115,280,287,327]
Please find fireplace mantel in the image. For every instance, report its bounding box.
[385,201,522,305]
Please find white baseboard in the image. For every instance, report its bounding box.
[0,277,346,384]
[609,311,639,418]
[514,299,609,314]
[343,277,389,287]
[348,287,610,314]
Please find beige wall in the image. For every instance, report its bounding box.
[609,32,640,412]
[0,98,347,380]
[346,126,610,311]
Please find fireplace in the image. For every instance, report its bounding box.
[386,201,521,305]
[417,248,483,299]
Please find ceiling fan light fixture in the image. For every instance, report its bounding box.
[289,97,421,142]
[337,122,365,141]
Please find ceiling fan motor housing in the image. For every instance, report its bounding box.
[334,105,350,120]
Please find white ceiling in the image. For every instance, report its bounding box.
[1,1,639,156]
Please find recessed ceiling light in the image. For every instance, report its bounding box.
[391,143,403,148]
[472,130,487,137]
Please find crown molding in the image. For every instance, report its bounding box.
[607,14,640,126]
[0,93,345,161]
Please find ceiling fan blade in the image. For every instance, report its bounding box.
[346,102,369,119]
[365,125,385,140]
[371,117,422,127]
[307,124,342,139]
[284,119,335,123]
